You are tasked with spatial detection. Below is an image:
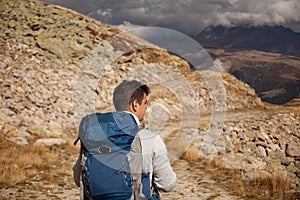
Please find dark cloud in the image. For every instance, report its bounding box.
[43,0,96,14]
[42,0,300,35]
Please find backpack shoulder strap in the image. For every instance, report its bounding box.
[128,131,144,199]
[73,139,92,200]
[74,136,80,146]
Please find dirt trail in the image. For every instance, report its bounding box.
[161,160,242,200]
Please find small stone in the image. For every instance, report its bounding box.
[7,137,29,145]
[295,171,300,178]
[257,146,267,157]
[281,157,294,166]
[34,138,65,146]
[286,142,300,158]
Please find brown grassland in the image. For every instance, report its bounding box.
[0,134,79,187]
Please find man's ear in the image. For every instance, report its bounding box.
[131,100,138,112]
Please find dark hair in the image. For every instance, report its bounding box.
[113,80,150,111]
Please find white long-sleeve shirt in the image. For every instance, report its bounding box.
[125,111,176,192]
[138,128,177,192]
[126,111,176,193]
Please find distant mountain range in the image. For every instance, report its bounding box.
[195,25,300,57]
[194,25,300,105]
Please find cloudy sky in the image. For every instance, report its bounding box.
[42,0,300,35]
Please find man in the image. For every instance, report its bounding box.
[73,80,176,200]
[113,80,177,199]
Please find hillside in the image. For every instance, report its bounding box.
[0,0,299,199]
[209,49,300,104]
[196,25,300,104]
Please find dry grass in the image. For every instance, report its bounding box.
[0,137,56,187]
[248,171,290,199]
[0,135,79,188]
[182,142,200,162]
[200,158,293,200]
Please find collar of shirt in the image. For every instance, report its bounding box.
[124,111,140,126]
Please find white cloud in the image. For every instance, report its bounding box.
[270,0,300,22]
[208,0,300,27]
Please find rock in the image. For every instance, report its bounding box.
[27,125,46,136]
[281,157,294,166]
[295,161,300,170]
[7,137,29,145]
[287,162,298,173]
[268,149,286,160]
[296,171,300,178]
[256,141,268,148]
[268,143,280,151]
[286,142,300,158]
[233,143,243,153]
[256,130,271,143]
[34,138,65,146]
[257,146,267,157]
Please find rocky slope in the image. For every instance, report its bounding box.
[0,0,299,199]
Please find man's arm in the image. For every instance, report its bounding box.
[152,135,176,192]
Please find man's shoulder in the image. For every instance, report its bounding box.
[138,128,166,153]
[138,128,165,144]
[138,127,157,136]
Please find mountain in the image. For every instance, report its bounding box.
[209,49,300,104]
[195,25,300,104]
[195,25,300,57]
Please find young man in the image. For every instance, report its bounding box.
[73,80,176,200]
[113,80,177,199]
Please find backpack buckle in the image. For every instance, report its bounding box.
[98,145,111,154]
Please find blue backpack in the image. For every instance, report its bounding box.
[76,112,159,200]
